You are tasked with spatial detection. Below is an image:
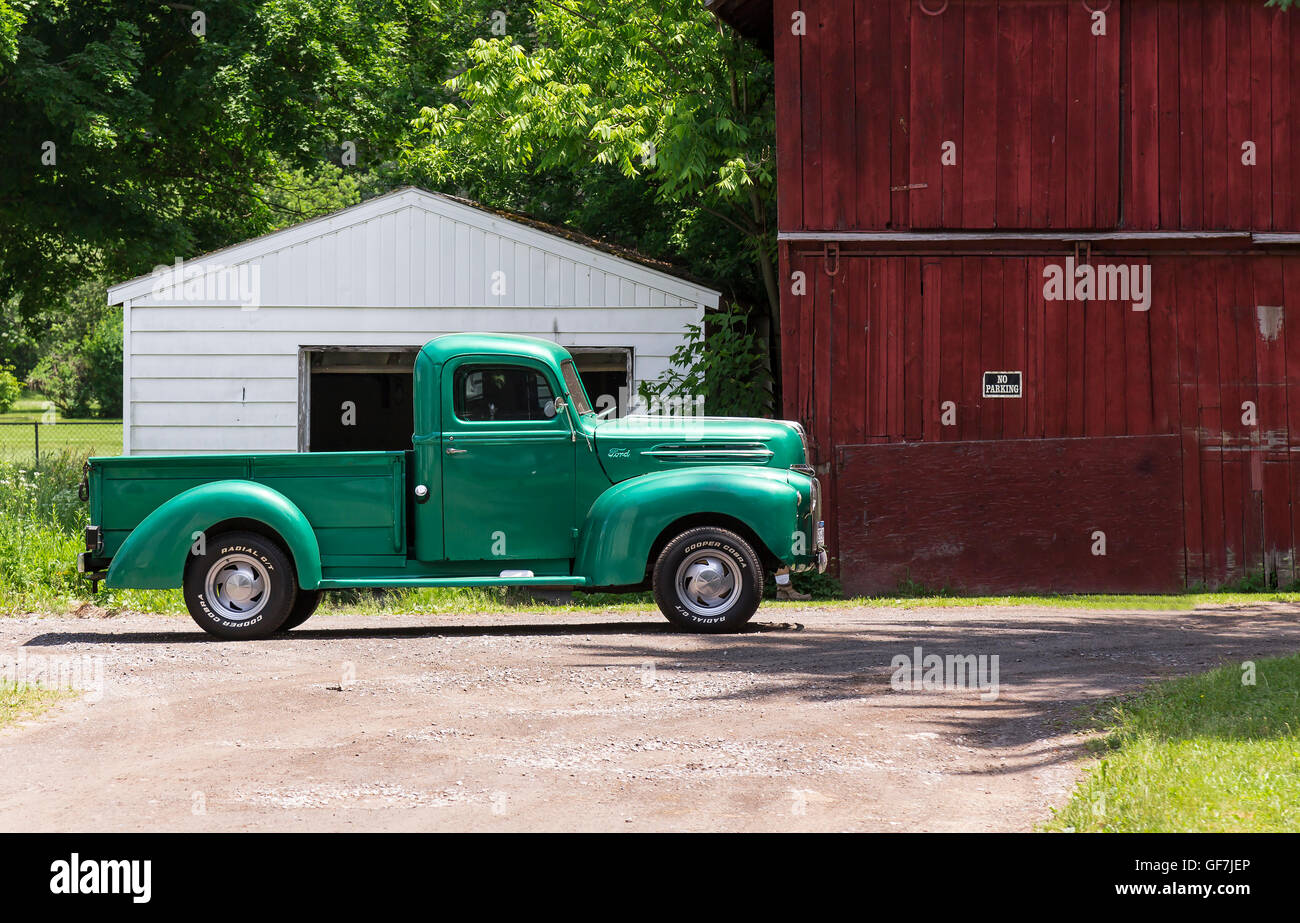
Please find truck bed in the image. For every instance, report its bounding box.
[89,451,407,561]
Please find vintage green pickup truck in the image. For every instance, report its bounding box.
[78,334,825,639]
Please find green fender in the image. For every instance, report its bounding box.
[575,466,804,587]
[105,480,323,590]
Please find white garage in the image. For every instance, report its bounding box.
[106,186,718,455]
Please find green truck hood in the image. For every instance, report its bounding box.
[591,415,807,482]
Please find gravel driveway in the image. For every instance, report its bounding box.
[2,602,1298,832]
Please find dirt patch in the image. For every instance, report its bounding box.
[1,603,1297,831]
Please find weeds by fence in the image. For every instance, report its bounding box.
[0,422,122,467]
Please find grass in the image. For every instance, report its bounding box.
[0,679,71,729]
[1047,653,1300,832]
[0,391,122,463]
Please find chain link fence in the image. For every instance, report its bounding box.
[0,422,123,467]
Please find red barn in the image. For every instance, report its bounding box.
[710,0,1300,593]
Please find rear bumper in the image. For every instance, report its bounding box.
[78,525,108,578]
[77,552,109,576]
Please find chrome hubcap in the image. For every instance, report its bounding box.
[675,550,741,617]
[204,553,270,621]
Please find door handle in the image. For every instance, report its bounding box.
[445,447,467,455]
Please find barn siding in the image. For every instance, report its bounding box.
[784,249,1299,592]
[776,0,1300,232]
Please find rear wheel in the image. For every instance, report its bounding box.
[279,589,322,632]
[183,531,296,640]
[652,526,764,633]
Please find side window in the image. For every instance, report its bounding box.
[454,365,557,422]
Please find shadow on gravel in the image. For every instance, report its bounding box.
[569,607,1300,769]
[21,618,804,647]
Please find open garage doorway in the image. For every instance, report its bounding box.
[569,347,632,418]
[299,347,418,452]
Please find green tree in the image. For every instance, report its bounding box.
[0,0,426,318]
[409,0,781,387]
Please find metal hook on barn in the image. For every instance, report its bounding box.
[1081,0,1111,12]
[823,242,840,278]
[917,0,948,16]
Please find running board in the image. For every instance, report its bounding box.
[315,575,588,590]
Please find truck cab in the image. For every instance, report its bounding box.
[79,334,825,639]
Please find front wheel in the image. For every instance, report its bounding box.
[183,531,297,640]
[652,526,764,633]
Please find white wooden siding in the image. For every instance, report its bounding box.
[110,188,714,454]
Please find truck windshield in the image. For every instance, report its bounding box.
[560,359,593,415]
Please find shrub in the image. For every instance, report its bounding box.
[638,302,773,418]
[27,294,122,419]
[0,363,20,414]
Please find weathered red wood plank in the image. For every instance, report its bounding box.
[1178,1,1205,228]
[835,436,1186,595]
[1103,278,1127,437]
[1250,3,1274,230]
[904,257,925,440]
[995,3,1032,228]
[1026,256,1045,438]
[1124,261,1154,435]
[1203,0,1231,230]
[1065,0,1097,227]
[854,0,892,229]
[773,0,803,232]
[1002,257,1028,439]
[1198,257,1227,586]
[979,258,1005,439]
[813,257,835,458]
[799,3,826,230]
[1252,257,1289,583]
[1235,257,1263,580]
[1173,255,1204,586]
[1127,0,1160,230]
[1217,257,1246,582]
[1042,254,1069,437]
[1156,0,1182,228]
[1083,265,1108,437]
[871,257,889,437]
[831,259,857,453]
[819,1,855,230]
[962,0,998,227]
[1149,257,1178,434]
[1093,0,1121,227]
[1269,4,1293,230]
[778,242,801,421]
[940,0,966,227]
[909,5,945,228]
[938,258,965,442]
[848,256,869,445]
[961,257,983,441]
[922,261,941,441]
[889,0,912,229]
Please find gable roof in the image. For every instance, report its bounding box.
[107,186,720,308]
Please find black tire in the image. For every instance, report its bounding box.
[652,526,765,633]
[279,589,322,632]
[183,531,297,640]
